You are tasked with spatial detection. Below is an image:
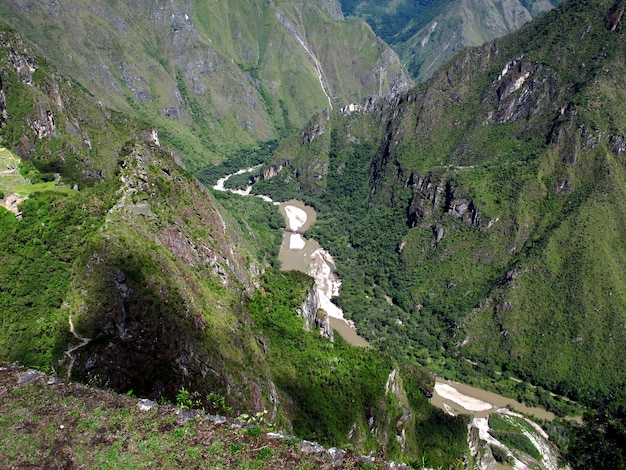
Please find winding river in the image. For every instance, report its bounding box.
[213,168,561,469]
[213,170,369,346]
[277,200,369,347]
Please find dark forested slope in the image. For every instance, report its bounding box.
[256,0,626,409]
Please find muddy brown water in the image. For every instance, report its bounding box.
[275,199,555,424]
[329,317,370,347]
[431,377,556,421]
[277,200,369,347]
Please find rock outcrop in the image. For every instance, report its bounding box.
[0,77,7,128]
[298,289,334,340]
[407,173,481,246]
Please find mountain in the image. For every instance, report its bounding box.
[3,0,626,466]
[0,25,467,467]
[339,0,562,81]
[0,0,410,176]
[251,0,626,410]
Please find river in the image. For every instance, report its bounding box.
[213,171,369,346]
[432,377,555,421]
[212,168,560,468]
[277,199,370,346]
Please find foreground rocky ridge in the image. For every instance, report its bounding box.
[0,365,416,469]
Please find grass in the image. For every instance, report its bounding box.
[0,365,408,469]
[488,413,542,461]
[0,146,74,212]
[0,147,25,193]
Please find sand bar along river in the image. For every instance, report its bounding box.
[213,168,557,425]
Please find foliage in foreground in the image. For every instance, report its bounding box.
[248,269,468,467]
[565,404,626,470]
[0,366,389,469]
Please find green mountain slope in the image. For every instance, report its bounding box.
[340,0,561,81]
[253,0,626,409]
[0,27,466,465]
[0,0,410,175]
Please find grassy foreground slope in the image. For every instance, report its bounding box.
[0,365,404,470]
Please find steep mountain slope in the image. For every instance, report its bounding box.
[0,26,271,404]
[253,0,626,409]
[0,27,467,466]
[340,0,561,81]
[0,0,410,175]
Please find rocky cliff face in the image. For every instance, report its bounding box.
[62,137,276,407]
[0,0,410,175]
[298,289,334,340]
[0,77,7,128]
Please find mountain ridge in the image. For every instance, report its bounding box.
[340,0,562,81]
[0,0,410,175]
[252,0,626,409]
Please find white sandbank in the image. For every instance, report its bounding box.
[289,233,307,250]
[284,205,308,232]
[433,383,493,412]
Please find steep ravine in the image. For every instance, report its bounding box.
[212,167,369,346]
[213,167,562,469]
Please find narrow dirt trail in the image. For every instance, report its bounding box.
[64,315,91,379]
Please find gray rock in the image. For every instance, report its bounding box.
[266,432,297,440]
[327,447,346,465]
[137,399,157,411]
[207,414,227,425]
[300,440,325,454]
[386,462,411,469]
[47,376,64,385]
[176,408,199,424]
[358,455,375,463]
[17,369,46,384]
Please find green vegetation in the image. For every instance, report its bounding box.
[0,28,270,410]
[255,0,626,419]
[566,404,626,469]
[212,190,283,268]
[0,24,467,465]
[2,1,626,467]
[0,185,117,369]
[247,269,468,467]
[249,270,390,447]
[0,0,409,175]
[488,413,541,461]
[490,444,513,465]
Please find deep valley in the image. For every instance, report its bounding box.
[1,0,625,468]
